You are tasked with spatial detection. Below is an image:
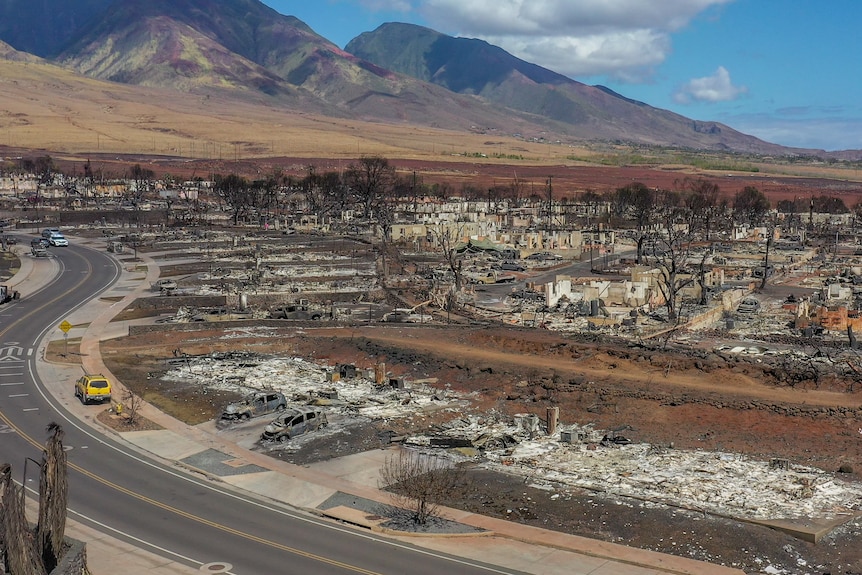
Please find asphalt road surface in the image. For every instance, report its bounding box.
[0,242,525,575]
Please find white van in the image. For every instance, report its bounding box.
[48,232,68,247]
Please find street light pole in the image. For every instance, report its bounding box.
[22,456,42,496]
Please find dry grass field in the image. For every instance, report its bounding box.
[0,58,580,164]
[3,56,862,195]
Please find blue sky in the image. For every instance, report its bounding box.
[264,1,862,152]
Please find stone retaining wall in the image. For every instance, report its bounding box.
[52,538,86,575]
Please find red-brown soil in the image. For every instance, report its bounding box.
[47,151,862,207]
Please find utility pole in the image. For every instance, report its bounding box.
[546,176,553,230]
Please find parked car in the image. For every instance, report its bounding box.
[48,232,68,247]
[1,234,17,245]
[500,261,526,272]
[525,252,561,261]
[220,391,287,421]
[74,374,112,404]
[261,407,328,442]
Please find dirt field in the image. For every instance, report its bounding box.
[100,322,862,575]
[42,151,862,207]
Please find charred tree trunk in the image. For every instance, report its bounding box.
[36,423,68,573]
[760,236,773,290]
[1,463,42,575]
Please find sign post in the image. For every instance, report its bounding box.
[59,320,72,357]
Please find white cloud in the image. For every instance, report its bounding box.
[485,29,670,78]
[358,0,412,11]
[416,0,733,79]
[673,66,747,104]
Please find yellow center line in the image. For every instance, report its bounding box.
[0,254,92,339]
[2,410,382,574]
[0,247,384,574]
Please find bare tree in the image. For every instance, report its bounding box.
[647,191,698,321]
[213,173,251,225]
[33,155,55,187]
[344,156,396,241]
[428,223,466,291]
[128,164,155,228]
[36,423,67,573]
[299,166,347,222]
[431,182,453,200]
[677,177,726,241]
[121,389,145,427]
[507,174,525,208]
[613,182,658,264]
[379,450,464,525]
[579,190,605,226]
[760,215,779,290]
[734,185,770,226]
[249,174,280,226]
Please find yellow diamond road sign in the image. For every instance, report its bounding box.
[59,321,72,333]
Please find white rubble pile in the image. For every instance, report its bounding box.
[160,353,862,522]
[218,326,282,339]
[403,414,520,446]
[479,426,862,522]
[265,264,376,279]
[160,354,466,420]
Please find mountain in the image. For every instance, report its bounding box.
[345,23,792,154]
[0,0,114,58]
[58,0,311,98]
[0,40,42,63]
[53,0,549,132]
[0,1,835,156]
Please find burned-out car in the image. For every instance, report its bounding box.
[261,407,328,442]
[220,391,287,421]
[269,303,324,320]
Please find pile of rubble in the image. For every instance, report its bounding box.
[160,348,467,421]
[479,426,862,522]
[158,344,862,526]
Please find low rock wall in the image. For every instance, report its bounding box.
[52,538,86,575]
[127,319,336,337]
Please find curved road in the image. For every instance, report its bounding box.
[0,242,522,575]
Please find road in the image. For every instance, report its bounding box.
[0,242,524,575]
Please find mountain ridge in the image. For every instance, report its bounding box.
[0,1,855,158]
[344,22,799,155]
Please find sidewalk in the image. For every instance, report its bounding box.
[22,237,746,575]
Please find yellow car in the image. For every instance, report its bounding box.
[74,374,112,404]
